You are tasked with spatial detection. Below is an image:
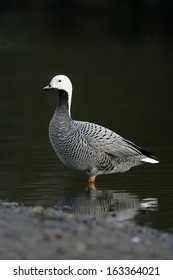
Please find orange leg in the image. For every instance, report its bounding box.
[88,176,96,189]
[89,176,96,183]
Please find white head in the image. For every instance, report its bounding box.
[43,75,73,116]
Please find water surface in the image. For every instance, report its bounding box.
[0,12,173,233]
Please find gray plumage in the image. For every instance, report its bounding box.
[44,75,159,181]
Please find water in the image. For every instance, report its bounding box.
[0,8,173,234]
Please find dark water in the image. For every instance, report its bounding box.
[0,8,173,233]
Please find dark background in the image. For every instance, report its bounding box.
[0,0,173,231]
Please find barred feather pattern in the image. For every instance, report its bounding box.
[48,90,156,177]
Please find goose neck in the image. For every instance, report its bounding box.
[56,90,71,120]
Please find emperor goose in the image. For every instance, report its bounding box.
[43,75,159,185]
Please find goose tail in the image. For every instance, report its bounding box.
[141,157,159,164]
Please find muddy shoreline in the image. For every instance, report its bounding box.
[0,203,173,260]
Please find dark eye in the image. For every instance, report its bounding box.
[58,80,61,82]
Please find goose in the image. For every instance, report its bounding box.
[44,75,158,185]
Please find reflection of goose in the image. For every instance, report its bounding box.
[44,75,159,186]
[55,189,158,221]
